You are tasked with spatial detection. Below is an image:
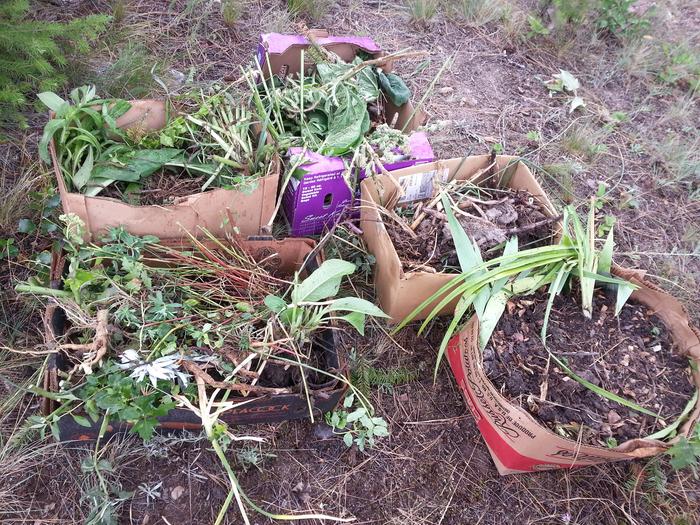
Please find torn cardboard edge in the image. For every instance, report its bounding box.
[360,155,559,323]
[49,99,281,241]
[446,265,700,475]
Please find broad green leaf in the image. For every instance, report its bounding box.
[291,259,355,304]
[615,282,635,315]
[441,193,482,273]
[321,89,369,156]
[356,66,380,102]
[338,312,366,335]
[38,118,66,163]
[491,236,519,295]
[554,70,580,92]
[72,148,94,190]
[478,291,509,350]
[667,437,700,470]
[434,294,473,381]
[343,432,354,447]
[377,70,411,106]
[327,297,388,317]
[346,407,367,423]
[598,227,614,275]
[72,414,92,427]
[540,264,568,345]
[264,295,287,313]
[17,218,36,234]
[343,394,354,408]
[37,91,67,112]
[569,96,586,113]
[108,99,132,119]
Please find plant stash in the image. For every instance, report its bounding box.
[245,46,420,189]
[38,85,273,201]
[395,199,635,382]
[397,196,698,453]
[18,214,386,437]
[17,214,388,522]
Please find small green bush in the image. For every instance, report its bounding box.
[0,0,110,130]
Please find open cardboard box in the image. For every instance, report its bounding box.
[42,236,349,440]
[257,32,432,236]
[49,100,280,241]
[360,155,559,323]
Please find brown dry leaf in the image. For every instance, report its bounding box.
[620,354,630,366]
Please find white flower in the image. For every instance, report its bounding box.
[118,350,190,388]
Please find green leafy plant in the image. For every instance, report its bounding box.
[265,259,389,344]
[596,0,651,39]
[39,85,273,198]
[325,392,389,450]
[394,198,634,378]
[221,0,242,27]
[0,0,109,130]
[0,238,18,259]
[287,0,329,20]
[527,15,550,37]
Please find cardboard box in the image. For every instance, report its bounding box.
[446,266,700,475]
[49,100,280,241]
[42,237,348,440]
[256,32,431,236]
[284,132,434,236]
[360,155,559,323]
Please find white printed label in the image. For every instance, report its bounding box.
[397,167,449,203]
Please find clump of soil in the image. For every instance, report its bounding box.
[386,187,557,272]
[484,288,695,446]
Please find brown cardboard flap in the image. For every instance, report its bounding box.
[448,267,700,475]
[360,155,559,323]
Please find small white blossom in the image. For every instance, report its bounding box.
[118,350,190,388]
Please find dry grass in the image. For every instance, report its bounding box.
[0,0,699,523]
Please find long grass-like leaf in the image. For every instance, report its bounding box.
[645,390,699,440]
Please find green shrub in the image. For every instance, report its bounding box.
[0,0,109,130]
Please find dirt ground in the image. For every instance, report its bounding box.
[1,0,699,524]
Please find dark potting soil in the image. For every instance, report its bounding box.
[386,187,557,272]
[484,288,695,446]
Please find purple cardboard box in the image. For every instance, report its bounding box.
[283,132,435,236]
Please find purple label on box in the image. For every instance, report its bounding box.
[257,33,382,67]
[283,132,435,236]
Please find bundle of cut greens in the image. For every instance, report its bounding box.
[245,48,416,180]
[38,85,274,201]
[17,214,386,440]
